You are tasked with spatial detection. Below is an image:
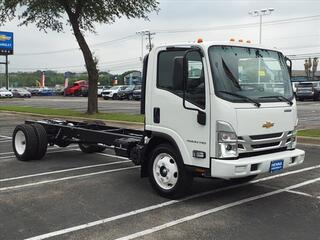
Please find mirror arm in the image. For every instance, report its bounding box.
[182,48,206,126]
[285,56,292,78]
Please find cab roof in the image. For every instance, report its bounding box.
[157,40,282,53]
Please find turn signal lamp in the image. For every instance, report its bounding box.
[197,38,203,43]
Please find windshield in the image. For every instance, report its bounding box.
[208,46,293,103]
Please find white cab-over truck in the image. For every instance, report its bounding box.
[12,40,305,198]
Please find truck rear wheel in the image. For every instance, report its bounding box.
[79,143,106,153]
[31,123,48,160]
[12,124,38,161]
[148,144,193,198]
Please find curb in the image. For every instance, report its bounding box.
[0,110,144,130]
[297,136,320,145]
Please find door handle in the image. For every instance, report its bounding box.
[153,107,160,123]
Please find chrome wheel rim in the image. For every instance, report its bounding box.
[153,153,179,190]
[15,130,26,155]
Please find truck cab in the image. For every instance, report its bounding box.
[141,40,305,197]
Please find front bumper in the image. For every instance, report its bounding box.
[211,149,305,179]
[102,93,113,98]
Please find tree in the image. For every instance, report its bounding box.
[0,0,159,114]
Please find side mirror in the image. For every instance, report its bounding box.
[197,110,206,125]
[285,57,292,78]
[182,49,206,126]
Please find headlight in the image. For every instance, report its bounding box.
[216,121,238,159]
[287,126,298,150]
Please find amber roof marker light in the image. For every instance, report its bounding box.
[197,38,203,43]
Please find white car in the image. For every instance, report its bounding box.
[97,86,108,97]
[102,85,127,100]
[0,88,13,98]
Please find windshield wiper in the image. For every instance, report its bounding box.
[259,95,293,106]
[218,90,261,107]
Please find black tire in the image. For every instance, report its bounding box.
[230,175,257,183]
[148,143,193,199]
[128,94,133,100]
[79,143,106,153]
[74,90,81,96]
[30,124,48,160]
[112,94,118,100]
[12,124,38,161]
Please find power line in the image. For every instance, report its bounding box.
[287,52,320,57]
[9,57,140,71]
[12,14,320,57]
[154,14,320,34]
[14,34,136,56]
[283,44,320,50]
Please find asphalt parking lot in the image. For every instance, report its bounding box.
[0,112,319,240]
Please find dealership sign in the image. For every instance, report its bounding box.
[0,31,14,55]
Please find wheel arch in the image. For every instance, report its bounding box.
[141,132,182,178]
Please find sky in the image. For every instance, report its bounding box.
[0,0,319,74]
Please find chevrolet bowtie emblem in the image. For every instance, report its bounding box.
[262,121,274,129]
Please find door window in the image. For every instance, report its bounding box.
[157,50,205,109]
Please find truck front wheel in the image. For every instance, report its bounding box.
[148,144,193,198]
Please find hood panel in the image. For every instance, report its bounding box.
[236,107,296,136]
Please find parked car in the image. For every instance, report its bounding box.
[97,86,104,97]
[10,88,31,98]
[101,85,127,100]
[97,86,111,97]
[26,87,41,96]
[296,82,320,101]
[133,86,142,100]
[291,76,308,95]
[0,88,13,98]
[54,87,65,96]
[39,87,55,96]
[64,80,88,96]
[118,85,141,100]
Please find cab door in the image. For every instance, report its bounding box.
[145,48,211,168]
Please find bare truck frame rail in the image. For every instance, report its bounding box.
[14,119,145,165]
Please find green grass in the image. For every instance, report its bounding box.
[0,105,144,123]
[298,129,320,138]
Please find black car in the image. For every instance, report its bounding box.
[133,87,142,100]
[118,85,141,100]
[296,82,320,101]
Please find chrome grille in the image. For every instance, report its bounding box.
[250,132,282,140]
[238,131,294,153]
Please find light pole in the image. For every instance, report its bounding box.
[136,30,155,74]
[249,8,275,44]
[136,30,146,66]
